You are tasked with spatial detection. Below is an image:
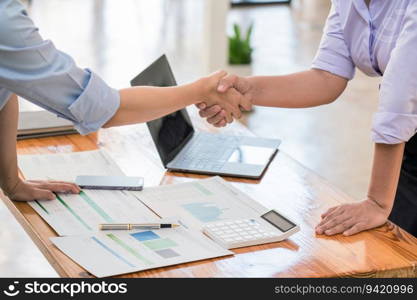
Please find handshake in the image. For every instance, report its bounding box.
[194,70,253,127]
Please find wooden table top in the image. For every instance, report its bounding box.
[2,109,417,278]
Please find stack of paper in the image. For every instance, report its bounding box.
[18,150,232,277]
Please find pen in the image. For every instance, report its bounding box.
[98,223,180,230]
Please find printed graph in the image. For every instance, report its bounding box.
[130,231,180,259]
[181,202,227,223]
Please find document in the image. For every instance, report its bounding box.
[31,189,159,236]
[51,227,232,277]
[133,176,269,230]
[18,150,124,182]
[18,150,158,236]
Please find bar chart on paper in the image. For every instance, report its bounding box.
[30,189,159,236]
[18,150,159,236]
[133,177,268,229]
[51,227,232,277]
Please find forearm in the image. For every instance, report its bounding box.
[248,69,347,108]
[104,82,202,127]
[367,143,405,212]
[0,94,20,195]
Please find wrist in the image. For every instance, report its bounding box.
[365,197,392,217]
[2,177,22,198]
[191,77,211,104]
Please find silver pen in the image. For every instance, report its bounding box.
[99,223,180,230]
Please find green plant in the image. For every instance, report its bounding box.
[228,23,254,65]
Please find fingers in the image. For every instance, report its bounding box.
[215,119,227,127]
[321,206,337,219]
[207,110,226,125]
[210,70,228,83]
[199,105,222,118]
[343,223,367,236]
[226,89,244,119]
[32,188,56,201]
[316,206,348,235]
[224,110,234,123]
[217,74,238,93]
[316,207,345,228]
[321,218,354,236]
[28,180,81,194]
[316,214,351,235]
[196,103,206,110]
[239,94,253,111]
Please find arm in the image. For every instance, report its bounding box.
[221,69,347,108]
[197,70,347,127]
[317,2,417,235]
[0,2,248,135]
[316,143,404,236]
[0,95,80,201]
[104,71,250,127]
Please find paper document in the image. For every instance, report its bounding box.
[18,150,157,236]
[51,227,232,277]
[18,150,124,182]
[31,189,159,236]
[133,176,269,230]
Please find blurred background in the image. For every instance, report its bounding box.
[1,0,380,276]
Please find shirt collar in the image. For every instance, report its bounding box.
[353,0,371,22]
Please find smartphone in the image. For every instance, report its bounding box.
[75,175,144,191]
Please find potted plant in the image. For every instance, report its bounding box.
[227,23,254,76]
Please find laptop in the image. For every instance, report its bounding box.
[130,55,281,179]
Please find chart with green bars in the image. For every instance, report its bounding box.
[51,227,232,277]
[137,177,266,230]
[130,231,181,259]
[30,189,158,236]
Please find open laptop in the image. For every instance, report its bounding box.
[130,55,281,179]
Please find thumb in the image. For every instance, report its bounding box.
[217,74,238,93]
[33,188,56,201]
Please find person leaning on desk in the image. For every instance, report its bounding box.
[0,1,251,202]
[198,0,417,238]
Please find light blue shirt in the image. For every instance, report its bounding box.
[0,0,120,135]
[312,0,417,144]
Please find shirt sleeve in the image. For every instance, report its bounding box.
[371,3,417,144]
[311,1,356,80]
[0,0,120,135]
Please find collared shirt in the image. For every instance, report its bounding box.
[0,0,120,135]
[312,0,417,144]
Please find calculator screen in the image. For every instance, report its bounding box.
[261,210,296,232]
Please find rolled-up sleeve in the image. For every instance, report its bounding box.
[0,0,119,135]
[311,1,355,80]
[371,3,417,144]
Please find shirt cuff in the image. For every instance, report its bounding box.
[68,69,120,135]
[311,52,355,80]
[371,112,417,144]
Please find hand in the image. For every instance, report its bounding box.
[197,73,254,127]
[6,179,80,202]
[315,199,390,236]
[197,71,253,124]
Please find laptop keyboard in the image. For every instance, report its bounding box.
[173,134,242,171]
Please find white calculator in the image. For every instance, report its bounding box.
[202,210,299,249]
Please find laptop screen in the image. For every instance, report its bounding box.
[130,55,194,166]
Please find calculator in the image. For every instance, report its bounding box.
[202,210,300,249]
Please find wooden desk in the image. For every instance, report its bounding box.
[2,110,417,278]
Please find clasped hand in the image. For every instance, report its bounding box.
[198,71,253,126]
